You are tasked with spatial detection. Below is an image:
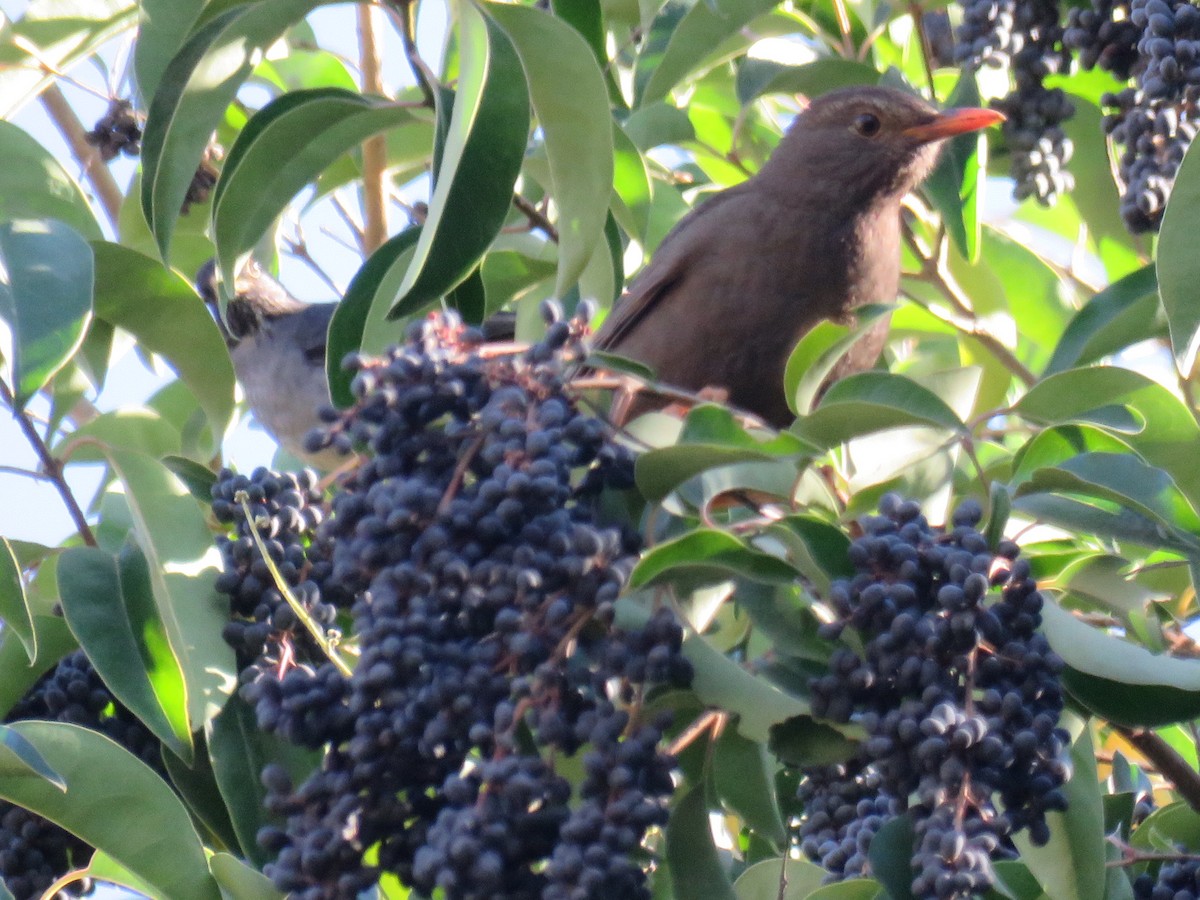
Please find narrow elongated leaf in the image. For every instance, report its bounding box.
[0,219,92,406]
[631,529,801,587]
[98,448,236,729]
[923,73,989,261]
[133,0,205,104]
[736,57,880,104]
[0,538,34,661]
[1157,135,1200,375]
[793,371,967,448]
[484,2,612,295]
[58,543,191,760]
[714,727,786,847]
[210,853,283,900]
[0,722,221,900]
[1042,599,1200,726]
[90,242,235,455]
[140,0,327,258]
[1045,265,1160,375]
[327,227,423,406]
[611,122,653,239]
[667,784,736,900]
[0,122,101,240]
[213,88,413,281]
[1013,726,1106,900]
[390,5,530,318]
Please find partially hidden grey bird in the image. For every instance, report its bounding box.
[592,85,1004,426]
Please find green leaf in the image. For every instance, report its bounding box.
[783,304,894,416]
[0,722,220,900]
[133,0,205,104]
[793,371,967,448]
[733,857,828,899]
[58,543,192,760]
[804,880,884,898]
[667,784,736,900]
[0,614,76,720]
[636,0,782,106]
[389,5,530,318]
[622,102,696,150]
[483,2,612,296]
[611,122,653,240]
[1013,725,1106,900]
[1041,599,1200,726]
[631,529,802,587]
[868,814,916,900]
[326,227,423,406]
[0,218,93,406]
[212,88,412,283]
[1015,367,1200,510]
[0,538,34,662]
[90,241,235,456]
[0,0,137,118]
[1016,452,1200,538]
[210,852,284,900]
[1045,266,1160,376]
[1156,128,1200,375]
[0,122,101,240]
[923,73,988,261]
[714,727,786,847]
[161,734,242,853]
[97,448,236,729]
[140,0,327,259]
[0,724,64,787]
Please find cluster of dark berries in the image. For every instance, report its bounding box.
[955,0,1075,204]
[210,466,355,749]
[244,308,689,899]
[801,495,1070,899]
[83,98,141,161]
[1134,854,1200,898]
[1064,0,1141,79]
[0,651,163,898]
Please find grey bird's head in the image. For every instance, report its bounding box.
[195,259,341,469]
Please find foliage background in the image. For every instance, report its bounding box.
[1,0,1200,898]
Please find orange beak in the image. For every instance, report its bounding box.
[903,107,1006,143]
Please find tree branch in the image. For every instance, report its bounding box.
[40,83,123,228]
[383,0,437,108]
[358,3,389,254]
[1117,724,1200,812]
[513,194,560,242]
[0,379,97,547]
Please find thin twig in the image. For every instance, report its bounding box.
[39,83,122,228]
[358,3,389,254]
[829,0,857,56]
[283,228,343,295]
[383,0,437,108]
[0,379,97,546]
[908,2,939,99]
[1116,724,1200,812]
[513,194,560,243]
[0,464,53,481]
[330,191,367,253]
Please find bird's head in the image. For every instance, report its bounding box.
[193,258,308,343]
[762,85,1004,209]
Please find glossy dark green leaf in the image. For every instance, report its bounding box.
[326,227,423,406]
[636,0,781,106]
[484,2,612,295]
[1045,265,1160,375]
[867,814,916,900]
[0,218,93,406]
[133,0,205,104]
[1015,367,1200,509]
[631,528,802,587]
[793,371,967,448]
[714,727,786,847]
[140,0,327,259]
[0,614,75,721]
[212,88,412,283]
[1013,725,1106,900]
[0,722,220,900]
[736,57,880,105]
[58,543,191,760]
[90,241,235,456]
[1156,128,1200,375]
[784,304,893,416]
[97,448,236,729]
[732,857,827,899]
[666,784,736,900]
[1042,599,1200,726]
[1016,452,1200,538]
[0,122,101,240]
[389,6,529,318]
[923,73,988,261]
[0,538,34,662]
[1009,425,1134,491]
[161,734,242,854]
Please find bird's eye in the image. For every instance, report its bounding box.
[853,113,882,137]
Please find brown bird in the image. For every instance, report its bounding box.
[593,85,1004,426]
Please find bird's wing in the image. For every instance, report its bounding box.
[593,184,750,351]
[270,302,336,366]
